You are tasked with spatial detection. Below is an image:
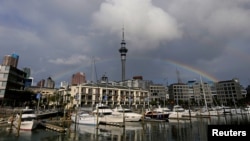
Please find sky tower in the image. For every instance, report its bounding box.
[119,28,128,81]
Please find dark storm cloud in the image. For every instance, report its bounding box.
[0,0,249,86]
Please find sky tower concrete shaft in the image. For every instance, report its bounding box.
[119,28,128,81]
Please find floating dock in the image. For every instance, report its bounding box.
[40,122,66,133]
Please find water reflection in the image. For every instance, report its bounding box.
[69,118,210,141]
[1,114,249,141]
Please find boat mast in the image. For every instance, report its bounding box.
[200,76,208,111]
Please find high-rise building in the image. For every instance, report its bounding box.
[0,65,26,98]
[118,27,128,81]
[37,79,45,88]
[2,53,19,68]
[23,67,31,78]
[0,53,26,100]
[24,77,34,88]
[46,77,55,88]
[71,72,86,85]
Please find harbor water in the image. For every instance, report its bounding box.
[0,114,250,141]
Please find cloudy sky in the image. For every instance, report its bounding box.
[1,0,250,87]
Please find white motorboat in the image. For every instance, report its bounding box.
[113,105,142,122]
[71,111,97,125]
[12,107,39,131]
[92,104,124,124]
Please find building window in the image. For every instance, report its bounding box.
[5,66,10,71]
[1,82,7,87]
[4,73,8,78]
[0,89,5,95]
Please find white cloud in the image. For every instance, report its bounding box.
[92,0,182,50]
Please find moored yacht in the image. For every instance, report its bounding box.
[71,111,97,125]
[168,105,185,119]
[144,105,169,120]
[92,104,124,124]
[12,107,39,131]
[113,105,142,122]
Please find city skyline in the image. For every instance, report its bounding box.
[0,0,249,87]
[1,53,245,89]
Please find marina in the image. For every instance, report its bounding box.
[0,111,250,141]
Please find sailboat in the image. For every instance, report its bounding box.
[196,76,223,117]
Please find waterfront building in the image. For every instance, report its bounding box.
[149,84,168,105]
[168,81,213,106]
[0,65,26,99]
[215,78,246,105]
[192,82,213,106]
[0,53,26,101]
[168,78,247,107]
[67,82,149,108]
[168,83,190,104]
[25,86,58,106]
[58,85,71,108]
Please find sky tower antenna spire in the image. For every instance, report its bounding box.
[119,26,128,81]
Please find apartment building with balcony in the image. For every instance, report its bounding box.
[67,82,149,108]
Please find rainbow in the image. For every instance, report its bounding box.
[51,65,88,82]
[50,57,111,82]
[166,59,219,82]
[50,57,219,83]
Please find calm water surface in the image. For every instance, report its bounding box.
[1,114,249,141]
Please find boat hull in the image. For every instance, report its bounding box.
[99,114,124,123]
[13,120,38,131]
[71,115,97,125]
[144,112,169,120]
[124,114,142,122]
[168,112,183,119]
